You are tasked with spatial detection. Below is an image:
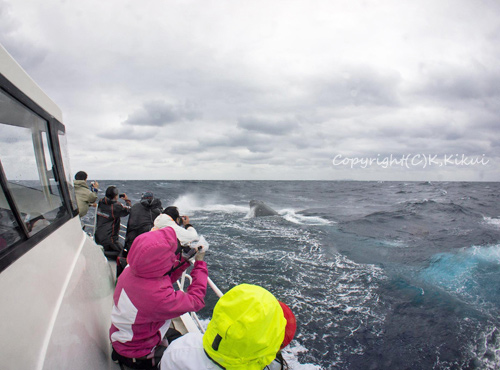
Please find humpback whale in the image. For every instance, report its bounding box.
[249,200,279,217]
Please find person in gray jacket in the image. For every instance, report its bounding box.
[74,171,98,217]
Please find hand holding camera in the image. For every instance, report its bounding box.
[194,250,205,261]
[90,181,99,193]
[181,236,209,261]
[181,245,201,260]
[119,193,131,204]
[176,215,190,227]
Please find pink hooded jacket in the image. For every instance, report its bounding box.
[109,227,208,358]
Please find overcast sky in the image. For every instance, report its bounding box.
[1,0,499,180]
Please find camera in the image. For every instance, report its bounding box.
[90,181,98,193]
[119,193,126,199]
[181,245,198,260]
[175,241,198,260]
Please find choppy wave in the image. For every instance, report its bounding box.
[172,193,248,214]
[156,182,173,188]
[420,244,500,312]
[377,239,408,248]
[279,209,333,225]
[484,217,500,229]
[283,343,323,370]
[202,214,387,369]
[171,194,334,226]
[96,180,500,369]
[467,326,500,370]
[398,199,480,216]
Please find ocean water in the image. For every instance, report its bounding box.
[84,181,500,369]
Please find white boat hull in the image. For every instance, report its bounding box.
[0,217,115,369]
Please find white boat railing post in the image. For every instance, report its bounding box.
[92,203,98,235]
[188,259,223,298]
[191,312,206,333]
[207,276,223,298]
[179,271,191,291]
[82,203,99,236]
[178,263,223,333]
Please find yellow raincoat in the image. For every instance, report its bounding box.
[203,284,286,369]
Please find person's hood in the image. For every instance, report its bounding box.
[153,213,176,229]
[203,284,286,370]
[278,301,296,349]
[74,180,89,189]
[140,197,162,209]
[128,227,178,278]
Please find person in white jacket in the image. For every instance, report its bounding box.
[152,206,199,246]
[160,284,296,370]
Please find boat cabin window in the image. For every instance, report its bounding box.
[0,88,68,243]
[0,190,23,253]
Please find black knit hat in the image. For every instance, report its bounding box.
[105,186,119,199]
[75,171,88,181]
[163,206,180,221]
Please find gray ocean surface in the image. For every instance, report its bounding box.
[83,181,500,370]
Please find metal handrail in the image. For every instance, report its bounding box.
[84,204,126,240]
[207,275,224,298]
[175,259,224,332]
[176,267,223,333]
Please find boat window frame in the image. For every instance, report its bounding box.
[0,73,78,273]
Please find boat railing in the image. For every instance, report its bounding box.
[81,204,99,233]
[87,204,223,333]
[82,206,128,241]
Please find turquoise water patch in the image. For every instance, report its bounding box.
[420,245,500,309]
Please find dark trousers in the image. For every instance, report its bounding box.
[112,328,182,369]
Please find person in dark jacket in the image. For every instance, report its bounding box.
[124,191,162,252]
[95,186,131,259]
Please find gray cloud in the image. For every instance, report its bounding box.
[123,100,201,127]
[237,116,299,135]
[1,39,48,71]
[312,66,403,108]
[0,1,17,34]
[96,127,158,141]
[416,62,500,101]
[199,132,275,153]
[0,2,47,71]
[2,0,499,180]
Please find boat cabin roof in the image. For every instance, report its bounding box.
[0,44,62,122]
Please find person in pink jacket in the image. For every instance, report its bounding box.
[109,227,208,369]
